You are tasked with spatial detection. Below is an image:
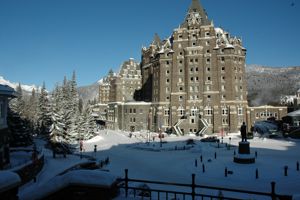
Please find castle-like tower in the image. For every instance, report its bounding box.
[140,0,247,134]
[97,0,286,134]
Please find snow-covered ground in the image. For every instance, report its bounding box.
[17,130,300,199]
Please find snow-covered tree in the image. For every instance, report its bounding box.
[50,85,67,144]
[80,104,97,140]
[7,108,33,147]
[37,82,52,135]
[8,83,33,146]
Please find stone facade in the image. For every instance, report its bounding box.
[97,0,287,134]
[139,0,247,134]
[99,58,141,104]
[246,106,287,128]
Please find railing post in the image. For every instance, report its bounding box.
[125,169,129,197]
[271,181,276,200]
[191,174,195,200]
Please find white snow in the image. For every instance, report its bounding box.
[16,130,300,199]
[21,170,117,200]
[0,76,42,93]
[0,171,21,192]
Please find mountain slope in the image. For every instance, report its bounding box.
[246,65,300,106]
[0,76,41,94]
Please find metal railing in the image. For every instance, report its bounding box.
[117,169,292,200]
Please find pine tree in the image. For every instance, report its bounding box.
[27,88,38,134]
[8,83,33,146]
[7,109,33,147]
[50,85,66,144]
[37,82,52,135]
[80,104,97,140]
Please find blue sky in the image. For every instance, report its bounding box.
[0,0,299,90]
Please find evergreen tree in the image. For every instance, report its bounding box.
[37,82,52,135]
[50,85,66,144]
[8,83,33,146]
[27,88,38,134]
[80,104,97,140]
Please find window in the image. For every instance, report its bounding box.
[206,49,210,53]
[179,96,183,101]
[207,77,211,81]
[190,86,193,92]
[222,107,228,115]
[192,42,196,46]
[205,32,210,37]
[179,52,183,55]
[195,67,198,71]
[222,67,225,71]
[130,108,132,113]
[221,57,225,62]
[206,85,210,91]
[166,78,169,83]
[204,106,213,116]
[238,107,243,115]
[178,34,183,39]
[206,58,210,63]
[178,106,185,116]
[166,70,170,74]
[222,118,228,125]
[207,67,210,72]
[191,118,195,124]
[221,85,225,91]
[166,61,169,65]
[190,59,193,63]
[179,69,183,73]
[164,108,170,116]
[195,59,198,62]
[179,87,183,91]
[190,107,198,116]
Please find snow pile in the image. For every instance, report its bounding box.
[214,27,242,49]
[20,170,117,200]
[0,171,21,192]
[85,135,104,144]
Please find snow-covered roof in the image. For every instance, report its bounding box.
[0,84,17,97]
[21,170,117,200]
[287,109,300,117]
[0,171,21,192]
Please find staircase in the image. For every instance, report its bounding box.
[173,118,185,135]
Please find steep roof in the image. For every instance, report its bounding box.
[151,33,161,47]
[0,84,17,97]
[181,0,210,27]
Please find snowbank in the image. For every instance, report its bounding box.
[21,170,117,200]
[0,171,21,192]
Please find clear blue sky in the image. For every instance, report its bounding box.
[0,0,299,90]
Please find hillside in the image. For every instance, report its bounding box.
[246,65,300,106]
